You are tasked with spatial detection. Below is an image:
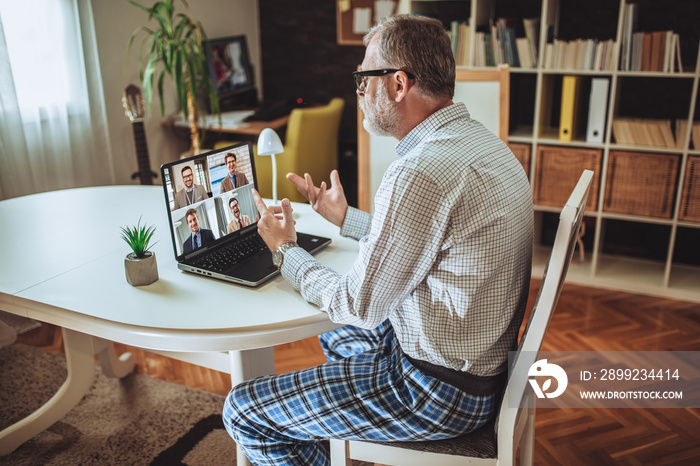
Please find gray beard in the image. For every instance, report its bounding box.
[359,79,401,137]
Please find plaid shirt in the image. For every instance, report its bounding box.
[282,103,533,376]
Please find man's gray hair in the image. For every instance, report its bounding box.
[364,14,455,99]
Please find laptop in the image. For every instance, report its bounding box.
[160,142,331,286]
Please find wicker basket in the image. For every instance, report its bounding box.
[507,143,531,178]
[534,146,601,210]
[604,151,679,218]
[680,155,700,222]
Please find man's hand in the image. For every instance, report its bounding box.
[287,170,348,228]
[252,189,297,252]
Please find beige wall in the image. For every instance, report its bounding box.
[91,0,261,185]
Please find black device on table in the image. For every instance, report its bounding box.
[244,98,308,122]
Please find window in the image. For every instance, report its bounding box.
[0,0,86,117]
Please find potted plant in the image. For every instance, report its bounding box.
[126,0,220,155]
[121,217,159,286]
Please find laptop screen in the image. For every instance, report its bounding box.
[160,142,260,260]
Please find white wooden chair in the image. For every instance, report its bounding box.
[330,170,595,466]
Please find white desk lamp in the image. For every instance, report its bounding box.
[256,128,284,204]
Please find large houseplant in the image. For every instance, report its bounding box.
[126,0,219,155]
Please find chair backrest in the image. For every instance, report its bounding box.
[497,170,594,456]
[285,97,344,158]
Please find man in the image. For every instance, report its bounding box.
[223,15,533,465]
[173,165,209,210]
[226,197,252,233]
[182,208,216,254]
[219,152,249,194]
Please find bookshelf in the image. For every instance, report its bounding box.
[390,0,700,302]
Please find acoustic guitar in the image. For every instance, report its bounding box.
[122,84,157,185]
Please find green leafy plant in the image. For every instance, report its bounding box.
[120,217,158,258]
[126,0,219,155]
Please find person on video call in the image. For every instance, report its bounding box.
[226,197,253,234]
[219,152,249,194]
[173,165,209,210]
[222,14,533,465]
[182,208,216,254]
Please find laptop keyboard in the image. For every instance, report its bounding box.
[192,233,269,273]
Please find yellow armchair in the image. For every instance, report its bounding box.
[256,98,344,203]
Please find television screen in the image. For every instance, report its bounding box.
[204,35,256,107]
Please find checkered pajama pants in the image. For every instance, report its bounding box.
[222,321,496,465]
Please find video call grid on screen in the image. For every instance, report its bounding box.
[163,143,259,258]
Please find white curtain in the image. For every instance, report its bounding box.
[0,0,114,200]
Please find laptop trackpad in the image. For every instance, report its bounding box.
[227,254,277,282]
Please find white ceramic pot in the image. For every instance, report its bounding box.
[124,252,158,286]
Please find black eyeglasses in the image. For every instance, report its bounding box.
[352,68,415,92]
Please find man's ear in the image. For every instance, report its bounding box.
[392,71,412,102]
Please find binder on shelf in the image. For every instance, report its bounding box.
[559,75,587,142]
[586,78,609,143]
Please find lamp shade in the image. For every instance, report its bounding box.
[257,128,284,156]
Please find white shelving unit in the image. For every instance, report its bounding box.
[403,0,700,302]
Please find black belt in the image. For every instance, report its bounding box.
[406,355,507,396]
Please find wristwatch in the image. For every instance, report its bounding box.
[272,241,299,270]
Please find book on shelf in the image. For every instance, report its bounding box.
[650,30,665,72]
[675,119,688,149]
[693,122,700,150]
[516,37,533,68]
[484,32,495,67]
[544,38,615,71]
[620,2,637,71]
[564,41,577,69]
[674,33,683,72]
[559,75,588,142]
[663,30,674,72]
[624,28,681,72]
[632,32,644,71]
[612,118,677,148]
[496,18,520,67]
[544,42,554,69]
[450,20,472,67]
[641,32,652,71]
[493,17,538,69]
[474,31,484,67]
[670,121,700,150]
[491,24,503,65]
[450,21,459,60]
[596,39,615,71]
[474,31,497,67]
[522,17,540,68]
[586,78,610,143]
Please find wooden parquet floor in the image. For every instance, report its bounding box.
[15,280,700,465]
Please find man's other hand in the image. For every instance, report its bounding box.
[287,170,348,228]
